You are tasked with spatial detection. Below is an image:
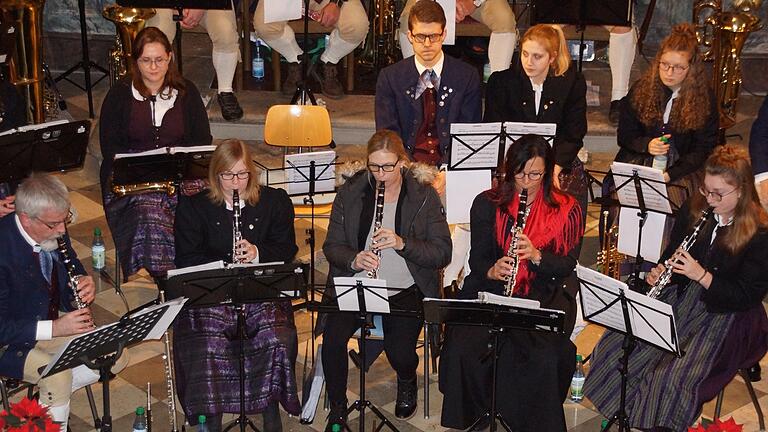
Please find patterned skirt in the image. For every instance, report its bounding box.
[584,282,767,431]
[172,300,301,419]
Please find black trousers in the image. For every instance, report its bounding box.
[322,285,424,404]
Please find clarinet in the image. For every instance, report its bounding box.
[646,207,713,299]
[503,189,531,297]
[232,189,243,264]
[367,181,386,278]
[56,237,87,309]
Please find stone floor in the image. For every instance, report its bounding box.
[8,33,768,431]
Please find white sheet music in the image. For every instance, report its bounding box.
[611,162,672,214]
[477,291,541,309]
[114,145,216,159]
[264,0,301,23]
[446,170,491,224]
[503,122,557,152]
[437,0,456,45]
[166,260,225,278]
[617,207,667,263]
[449,122,502,169]
[577,265,631,331]
[285,150,336,195]
[334,277,390,314]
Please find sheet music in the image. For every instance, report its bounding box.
[0,119,70,136]
[503,122,557,152]
[611,162,672,214]
[264,0,301,23]
[576,265,631,331]
[449,122,502,169]
[166,260,225,278]
[478,291,541,309]
[437,0,456,45]
[114,145,216,159]
[617,207,667,263]
[334,277,390,314]
[285,150,336,195]
[446,170,491,224]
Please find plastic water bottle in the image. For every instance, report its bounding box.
[92,227,105,270]
[483,62,491,83]
[570,354,585,402]
[132,407,148,432]
[252,40,265,80]
[652,135,669,171]
[197,415,210,432]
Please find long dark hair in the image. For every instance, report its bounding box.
[493,134,562,209]
[130,27,186,98]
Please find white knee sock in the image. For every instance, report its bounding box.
[609,30,636,101]
[488,31,517,73]
[264,26,303,63]
[399,31,414,59]
[321,29,361,64]
[212,50,239,93]
[48,402,71,431]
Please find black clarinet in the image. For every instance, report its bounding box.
[56,237,87,309]
[367,181,386,278]
[232,189,243,264]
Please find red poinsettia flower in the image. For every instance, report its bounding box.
[688,425,708,432]
[42,416,62,432]
[0,414,5,429]
[9,397,49,421]
[710,417,743,432]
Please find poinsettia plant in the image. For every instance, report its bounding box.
[688,417,744,432]
[0,397,61,431]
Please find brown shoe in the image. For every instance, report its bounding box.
[282,62,302,96]
[318,61,344,99]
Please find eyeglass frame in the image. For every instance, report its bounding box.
[513,171,544,181]
[698,186,738,202]
[658,61,690,74]
[367,162,399,173]
[410,31,444,44]
[137,57,171,67]
[34,209,74,230]
[219,171,251,181]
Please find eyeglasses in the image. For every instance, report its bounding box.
[514,171,544,181]
[35,210,74,230]
[220,171,251,180]
[367,163,398,173]
[137,57,170,67]
[659,61,689,74]
[411,32,443,44]
[699,186,738,202]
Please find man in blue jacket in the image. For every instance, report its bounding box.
[375,0,482,166]
[0,173,97,430]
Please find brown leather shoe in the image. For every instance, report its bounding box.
[317,61,344,99]
[282,62,302,96]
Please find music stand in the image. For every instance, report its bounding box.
[117,0,231,73]
[576,265,680,432]
[531,0,633,71]
[162,262,306,432]
[111,145,215,194]
[40,298,187,432]
[423,298,565,432]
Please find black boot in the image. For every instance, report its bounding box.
[217,92,243,121]
[609,100,621,125]
[262,401,282,432]
[394,376,417,419]
[747,363,762,382]
[324,399,347,432]
[282,62,302,96]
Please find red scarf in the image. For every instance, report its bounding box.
[494,190,583,297]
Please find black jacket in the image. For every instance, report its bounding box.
[322,166,451,298]
[615,83,718,182]
[484,56,587,168]
[174,187,298,267]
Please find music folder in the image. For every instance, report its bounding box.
[111,145,215,187]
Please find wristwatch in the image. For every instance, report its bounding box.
[473,0,487,7]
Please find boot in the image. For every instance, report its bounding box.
[262,401,282,432]
[282,62,302,97]
[316,61,344,99]
[324,399,347,432]
[394,376,417,419]
[217,92,243,121]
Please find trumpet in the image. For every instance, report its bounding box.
[367,181,386,278]
[504,189,530,296]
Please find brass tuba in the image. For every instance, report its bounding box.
[693,0,722,61]
[102,5,155,86]
[359,0,399,69]
[1,0,46,123]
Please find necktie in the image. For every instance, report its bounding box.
[39,248,53,283]
[414,69,438,100]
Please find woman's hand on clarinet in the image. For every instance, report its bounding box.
[670,248,705,281]
[372,228,404,251]
[488,256,515,281]
[645,263,665,285]
[352,250,380,272]
[514,234,541,263]
[235,239,259,263]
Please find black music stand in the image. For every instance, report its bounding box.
[40,298,186,432]
[162,262,306,432]
[423,298,565,432]
[531,0,633,71]
[576,265,680,432]
[111,146,214,193]
[0,120,90,185]
[117,0,230,73]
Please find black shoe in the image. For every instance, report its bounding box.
[324,400,347,432]
[217,92,243,121]
[469,414,491,431]
[316,61,344,99]
[262,401,282,432]
[348,349,365,371]
[282,62,302,96]
[609,100,621,125]
[747,363,762,382]
[394,377,417,419]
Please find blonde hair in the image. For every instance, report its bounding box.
[367,129,411,165]
[521,24,571,77]
[207,139,261,206]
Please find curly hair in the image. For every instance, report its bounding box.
[630,23,711,132]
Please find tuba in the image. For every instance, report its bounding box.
[1,0,45,123]
[359,0,399,69]
[102,5,155,86]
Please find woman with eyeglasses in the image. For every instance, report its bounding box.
[585,145,768,432]
[439,134,584,431]
[173,139,300,431]
[99,26,211,279]
[321,129,451,431]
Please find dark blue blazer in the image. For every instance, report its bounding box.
[0,214,79,379]
[375,54,482,165]
[750,97,768,176]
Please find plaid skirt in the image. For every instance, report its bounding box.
[172,300,301,419]
[584,282,749,431]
